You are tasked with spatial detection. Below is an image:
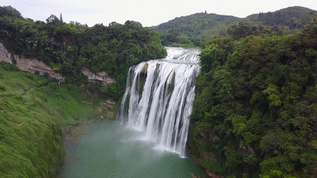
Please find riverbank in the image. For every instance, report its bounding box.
[0,62,115,177]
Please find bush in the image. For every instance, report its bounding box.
[87,81,101,94]
[0,82,5,91]
[0,62,19,71]
[101,83,120,100]
[43,72,50,78]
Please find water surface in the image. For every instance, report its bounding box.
[59,120,206,178]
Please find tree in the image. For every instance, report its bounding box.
[167,27,180,43]
[227,22,256,40]
[46,14,60,24]
[0,6,22,18]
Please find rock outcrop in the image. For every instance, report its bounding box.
[0,43,64,82]
[96,100,116,119]
[0,43,115,85]
[0,43,12,64]
[81,67,115,85]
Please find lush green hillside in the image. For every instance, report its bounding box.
[155,13,240,45]
[155,6,316,46]
[0,5,166,101]
[188,14,317,177]
[247,6,314,30]
[0,62,96,177]
[0,5,167,177]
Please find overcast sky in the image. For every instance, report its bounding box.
[1,0,317,27]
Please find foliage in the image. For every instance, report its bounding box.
[0,6,22,19]
[155,6,316,46]
[155,12,240,46]
[0,7,166,101]
[0,62,95,177]
[189,14,317,177]
[0,6,166,177]
[248,6,314,30]
[0,61,20,71]
[100,83,120,100]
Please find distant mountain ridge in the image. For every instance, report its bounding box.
[246,6,315,30]
[154,6,316,45]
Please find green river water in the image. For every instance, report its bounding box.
[59,120,206,178]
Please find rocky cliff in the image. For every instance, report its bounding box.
[0,42,115,85]
[0,42,64,81]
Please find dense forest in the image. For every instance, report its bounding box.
[155,13,240,46]
[248,6,314,30]
[155,6,316,47]
[0,6,166,101]
[188,13,317,177]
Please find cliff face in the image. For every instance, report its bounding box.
[0,43,115,85]
[0,43,12,64]
[0,42,64,81]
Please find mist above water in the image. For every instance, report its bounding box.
[59,121,206,178]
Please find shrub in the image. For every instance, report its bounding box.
[101,83,120,100]
[0,82,5,91]
[0,62,19,71]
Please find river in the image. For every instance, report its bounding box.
[58,120,206,177]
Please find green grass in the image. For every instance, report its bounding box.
[0,62,95,177]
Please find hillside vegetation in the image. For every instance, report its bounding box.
[247,6,314,30]
[0,62,96,177]
[0,6,166,101]
[155,6,316,46]
[155,13,240,46]
[0,5,166,177]
[188,14,317,177]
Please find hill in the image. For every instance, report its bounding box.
[247,6,315,30]
[155,13,240,45]
[188,13,317,177]
[0,5,166,177]
[154,6,317,46]
[0,5,166,101]
[0,62,95,177]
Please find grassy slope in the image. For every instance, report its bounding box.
[0,62,95,177]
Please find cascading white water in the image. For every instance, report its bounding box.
[116,47,200,157]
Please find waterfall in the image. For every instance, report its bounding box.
[116,47,200,157]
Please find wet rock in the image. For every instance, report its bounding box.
[96,99,116,119]
[140,63,148,74]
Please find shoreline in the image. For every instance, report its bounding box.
[58,116,114,177]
